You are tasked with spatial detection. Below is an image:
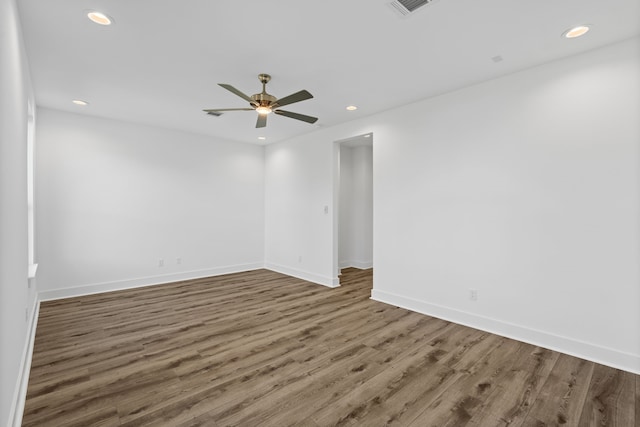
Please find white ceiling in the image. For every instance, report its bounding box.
[17,0,640,145]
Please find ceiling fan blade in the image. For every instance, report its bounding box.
[273,90,313,108]
[256,114,268,128]
[274,109,318,124]
[203,108,255,112]
[218,84,257,105]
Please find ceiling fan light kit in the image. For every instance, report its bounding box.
[204,74,318,128]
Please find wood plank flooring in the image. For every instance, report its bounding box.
[23,268,637,426]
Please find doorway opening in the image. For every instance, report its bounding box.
[333,133,373,285]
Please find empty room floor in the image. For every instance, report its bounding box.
[23,268,638,426]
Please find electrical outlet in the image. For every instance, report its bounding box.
[25,307,29,322]
[470,289,478,301]
[158,259,165,267]
[176,258,182,265]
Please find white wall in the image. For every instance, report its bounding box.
[264,136,337,286]
[36,109,265,298]
[265,37,640,373]
[339,145,373,270]
[0,0,36,424]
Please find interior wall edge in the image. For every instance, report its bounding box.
[371,288,640,375]
[7,298,39,427]
[38,262,264,302]
[265,263,339,288]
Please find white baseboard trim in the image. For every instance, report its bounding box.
[38,263,265,301]
[265,263,339,288]
[340,260,373,270]
[371,288,640,375]
[8,298,39,427]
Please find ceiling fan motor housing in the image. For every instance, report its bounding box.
[253,74,276,108]
[251,92,277,108]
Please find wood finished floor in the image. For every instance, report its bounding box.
[23,268,637,427]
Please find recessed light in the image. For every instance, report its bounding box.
[258,136,266,140]
[563,25,590,39]
[364,134,371,138]
[346,105,358,111]
[72,100,88,106]
[87,11,113,26]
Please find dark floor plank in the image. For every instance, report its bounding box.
[466,346,560,426]
[23,268,639,427]
[578,364,636,426]
[521,353,595,426]
[636,375,639,426]
[405,337,524,426]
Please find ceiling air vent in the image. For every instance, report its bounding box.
[388,0,439,17]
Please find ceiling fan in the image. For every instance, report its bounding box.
[203,74,318,128]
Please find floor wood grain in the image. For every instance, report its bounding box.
[23,268,637,426]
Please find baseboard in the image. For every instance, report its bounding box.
[340,260,373,270]
[7,298,39,427]
[265,263,339,288]
[371,288,640,375]
[38,263,265,301]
